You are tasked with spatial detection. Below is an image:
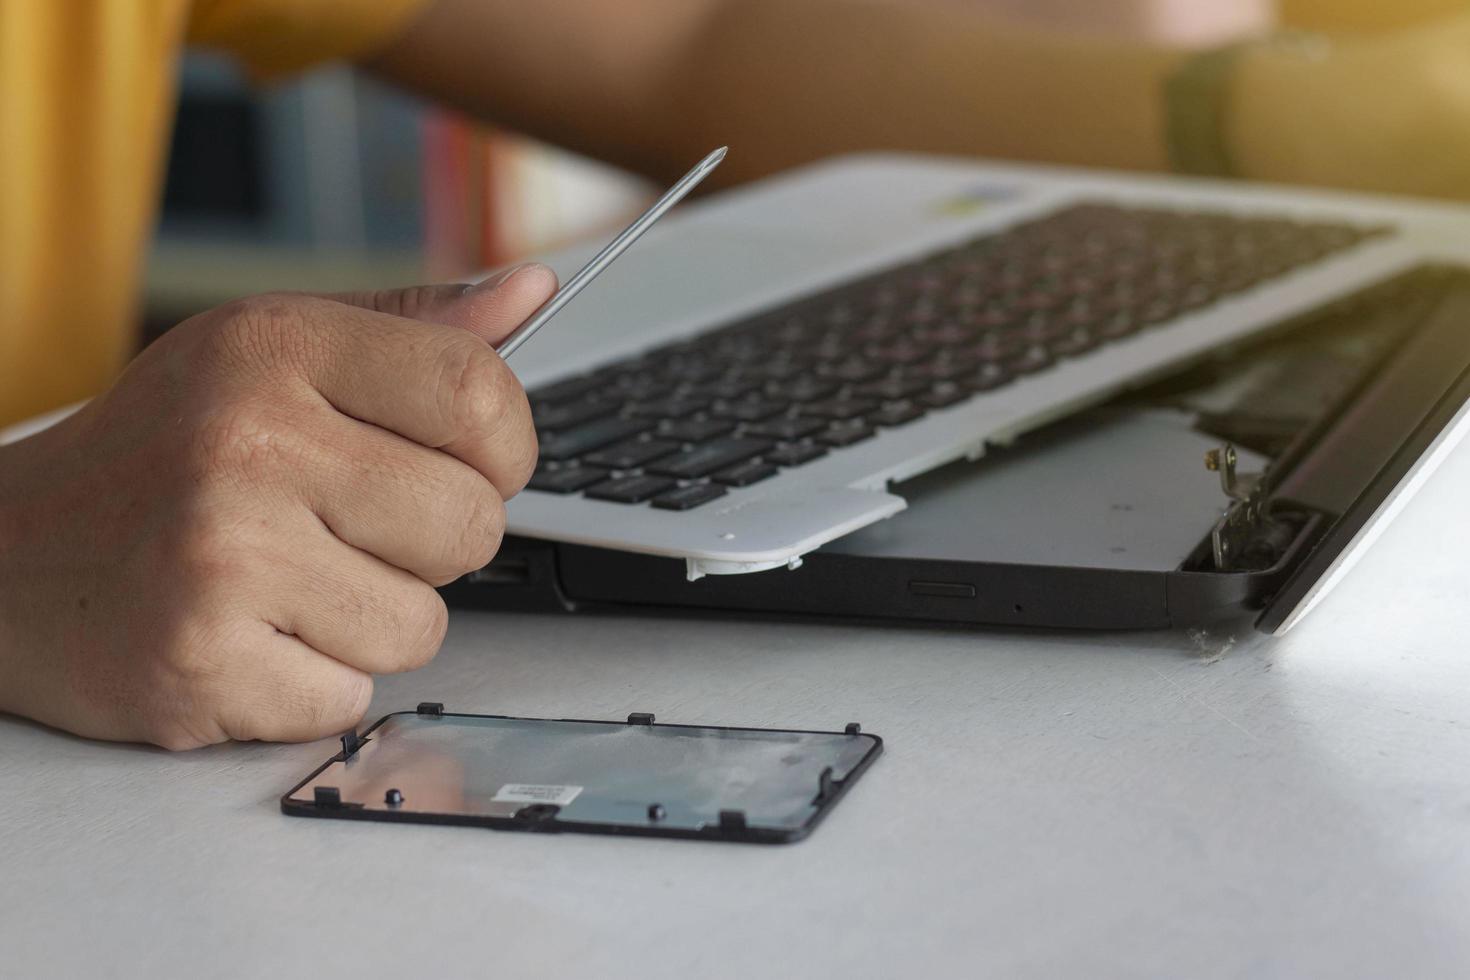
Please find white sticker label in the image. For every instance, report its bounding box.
[492,784,583,806]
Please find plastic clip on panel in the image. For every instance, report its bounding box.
[415,702,445,717]
[844,722,862,735]
[627,712,656,726]
[339,731,364,759]
[814,766,838,805]
[313,786,344,808]
[718,810,748,835]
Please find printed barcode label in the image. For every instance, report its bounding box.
[492,784,583,806]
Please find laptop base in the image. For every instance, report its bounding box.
[446,264,1469,633]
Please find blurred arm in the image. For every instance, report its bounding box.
[1278,0,1466,32]
[364,0,1186,184]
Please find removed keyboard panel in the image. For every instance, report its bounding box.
[509,200,1398,577]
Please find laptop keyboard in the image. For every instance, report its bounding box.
[526,201,1388,510]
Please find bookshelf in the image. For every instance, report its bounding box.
[146,55,650,332]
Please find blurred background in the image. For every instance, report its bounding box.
[142,0,1318,336]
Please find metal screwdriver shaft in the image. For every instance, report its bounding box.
[496,146,728,360]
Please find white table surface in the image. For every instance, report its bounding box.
[4,439,1468,980]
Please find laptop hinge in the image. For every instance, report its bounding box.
[1204,443,1274,571]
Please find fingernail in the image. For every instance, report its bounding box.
[470,263,541,293]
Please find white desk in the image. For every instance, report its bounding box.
[4,441,1469,979]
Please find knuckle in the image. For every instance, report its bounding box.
[262,669,373,743]
[377,284,454,321]
[208,293,307,362]
[434,341,516,440]
[140,708,219,751]
[151,728,212,752]
[420,470,505,583]
[395,589,449,671]
[306,669,375,736]
[191,403,293,481]
[145,622,252,749]
[200,293,339,391]
[502,415,539,497]
[456,485,506,576]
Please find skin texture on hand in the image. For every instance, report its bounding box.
[0,265,556,749]
[1231,13,1470,200]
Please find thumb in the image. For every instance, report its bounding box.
[325,263,559,345]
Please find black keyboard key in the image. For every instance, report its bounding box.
[802,398,878,420]
[766,377,839,402]
[819,357,886,383]
[1136,296,1179,325]
[911,354,981,382]
[527,466,610,494]
[1008,345,1054,375]
[765,442,828,467]
[692,377,764,400]
[972,333,1028,363]
[530,375,605,407]
[651,483,728,511]
[868,402,925,428]
[585,474,677,504]
[539,417,652,462]
[646,438,774,479]
[713,399,789,423]
[534,399,617,433]
[629,397,709,419]
[583,439,682,470]
[867,342,933,365]
[818,421,876,447]
[1174,281,1218,311]
[1048,329,1100,357]
[854,376,931,401]
[1094,310,1140,340]
[714,461,780,487]
[744,416,828,441]
[749,358,816,381]
[914,320,979,347]
[660,418,736,442]
[919,382,971,409]
[658,356,724,383]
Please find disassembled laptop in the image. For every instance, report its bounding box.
[443,156,1470,634]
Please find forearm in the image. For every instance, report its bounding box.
[662,0,1187,184]
[1278,0,1466,32]
[368,0,1186,185]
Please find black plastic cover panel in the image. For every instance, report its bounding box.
[282,709,882,844]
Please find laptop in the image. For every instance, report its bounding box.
[441,153,1470,634]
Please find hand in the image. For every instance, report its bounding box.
[1231,13,1470,200]
[0,265,557,749]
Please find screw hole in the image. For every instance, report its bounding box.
[1013,604,1024,614]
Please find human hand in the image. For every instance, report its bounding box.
[0,265,556,749]
[1231,12,1470,200]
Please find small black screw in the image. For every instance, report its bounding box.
[385,788,404,806]
[647,803,666,822]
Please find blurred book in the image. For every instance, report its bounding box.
[933,0,1271,41]
[423,115,653,279]
[152,55,651,331]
